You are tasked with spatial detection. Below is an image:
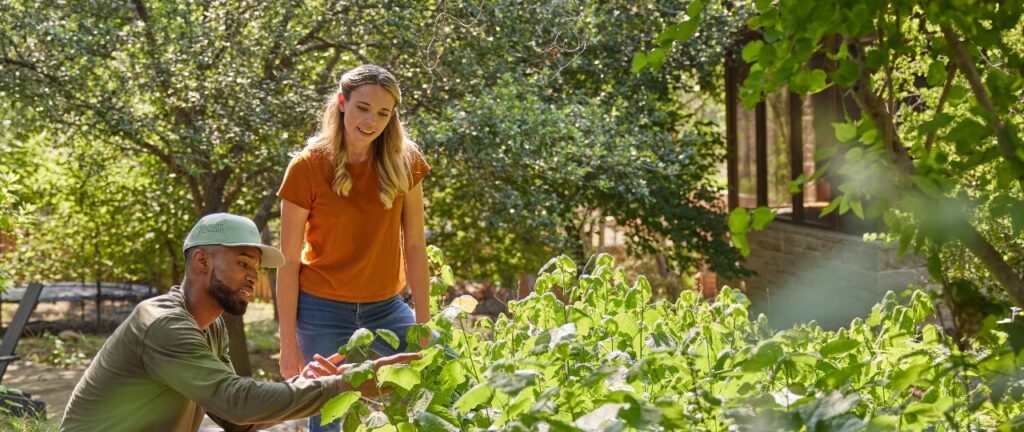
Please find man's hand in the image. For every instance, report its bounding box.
[300,353,345,379]
[301,352,422,398]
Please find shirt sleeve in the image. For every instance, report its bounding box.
[141,316,344,425]
[278,152,317,210]
[410,150,431,188]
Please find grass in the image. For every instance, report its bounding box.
[0,416,56,432]
[17,332,106,369]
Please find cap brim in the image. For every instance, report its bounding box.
[256,245,286,268]
[218,242,285,268]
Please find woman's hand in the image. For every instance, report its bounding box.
[278,341,306,379]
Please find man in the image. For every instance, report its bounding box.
[61,213,417,431]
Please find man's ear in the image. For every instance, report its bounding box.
[192,248,211,273]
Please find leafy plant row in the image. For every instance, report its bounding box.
[324,248,1024,431]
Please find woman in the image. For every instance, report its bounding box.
[276,64,430,431]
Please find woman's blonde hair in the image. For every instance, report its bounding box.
[305,64,418,208]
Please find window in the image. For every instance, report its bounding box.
[726,53,874,235]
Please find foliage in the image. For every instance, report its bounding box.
[1,128,192,285]
[1,0,749,289]
[413,76,744,284]
[642,1,1024,333]
[0,109,35,291]
[0,414,55,432]
[17,332,106,369]
[321,252,1024,431]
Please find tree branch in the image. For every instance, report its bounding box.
[846,39,915,173]
[925,62,957,152]
[843,38,1024,309]
[941,25,1024,186]
[958,219,1024,308]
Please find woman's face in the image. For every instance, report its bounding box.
[339,84,396,150]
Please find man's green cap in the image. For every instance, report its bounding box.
[183,213,285,268]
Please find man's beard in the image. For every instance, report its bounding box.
[209,269,248,315]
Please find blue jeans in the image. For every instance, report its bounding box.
[295,291,416,432]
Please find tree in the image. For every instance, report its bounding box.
[2,0,751,367]
[404,1,751,284]
[646,0,1024,338]
[0,0,367,373]
[413,77,743,285]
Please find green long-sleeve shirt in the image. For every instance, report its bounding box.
[61,287,342,431]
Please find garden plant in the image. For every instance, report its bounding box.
[318,248,1024,431]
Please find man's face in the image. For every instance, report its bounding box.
[207,246,261,315]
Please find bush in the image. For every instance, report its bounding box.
[323,252,1024,431]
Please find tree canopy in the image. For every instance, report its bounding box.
[1,0,746,288]
[645,0,1024,341]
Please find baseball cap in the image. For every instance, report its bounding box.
[183,213,285,268]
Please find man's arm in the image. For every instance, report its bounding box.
[142,316,345,425]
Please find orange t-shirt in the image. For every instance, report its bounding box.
[277,147,430,302]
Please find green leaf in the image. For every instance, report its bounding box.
[733,232,751,257]
[378,364,421,392]
[366,412,389,430]
[631,52,648,73]
[341,361,376,388]
[321,391,361,426]
[742,41,764,63]
[728,207,751,233]
[406,324,432,349]
[454,383,494,413]
[817,364,861,390]
[891,363,929,393]
[439,266,455,287]
[866,415,899,432]
[347,328,375,351]
[947,84,968,103]
[556,254,577,275]
[647,48,667,71]
[910,175,943,197]
[414,411,459,432]
[426,245,444,267]
[675,19,700,42]
[926,60,947,87]
[809,69,829,93]
[687,0,705,17]
[742,340,784,371]
[820,338,860,357]
[850,198,864,219]
[917,113,954,135]
[833,123,858,142]
[833,59,859,87]
[658,20,700,46]
[377,329,400,350]
[408,388,434,418]
[808,392,861,425]
[751,207,775,230]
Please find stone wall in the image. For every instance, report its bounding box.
[734,221,928,328]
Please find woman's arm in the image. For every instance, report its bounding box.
[402,182,431,323]
[277,200,310,378]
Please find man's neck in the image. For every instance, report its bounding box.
[180,278,222,330]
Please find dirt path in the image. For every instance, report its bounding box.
[4,359,88,419]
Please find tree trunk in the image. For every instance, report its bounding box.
[845,38,1024,310]
[198,178,252,375]
[223,312,252,376]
